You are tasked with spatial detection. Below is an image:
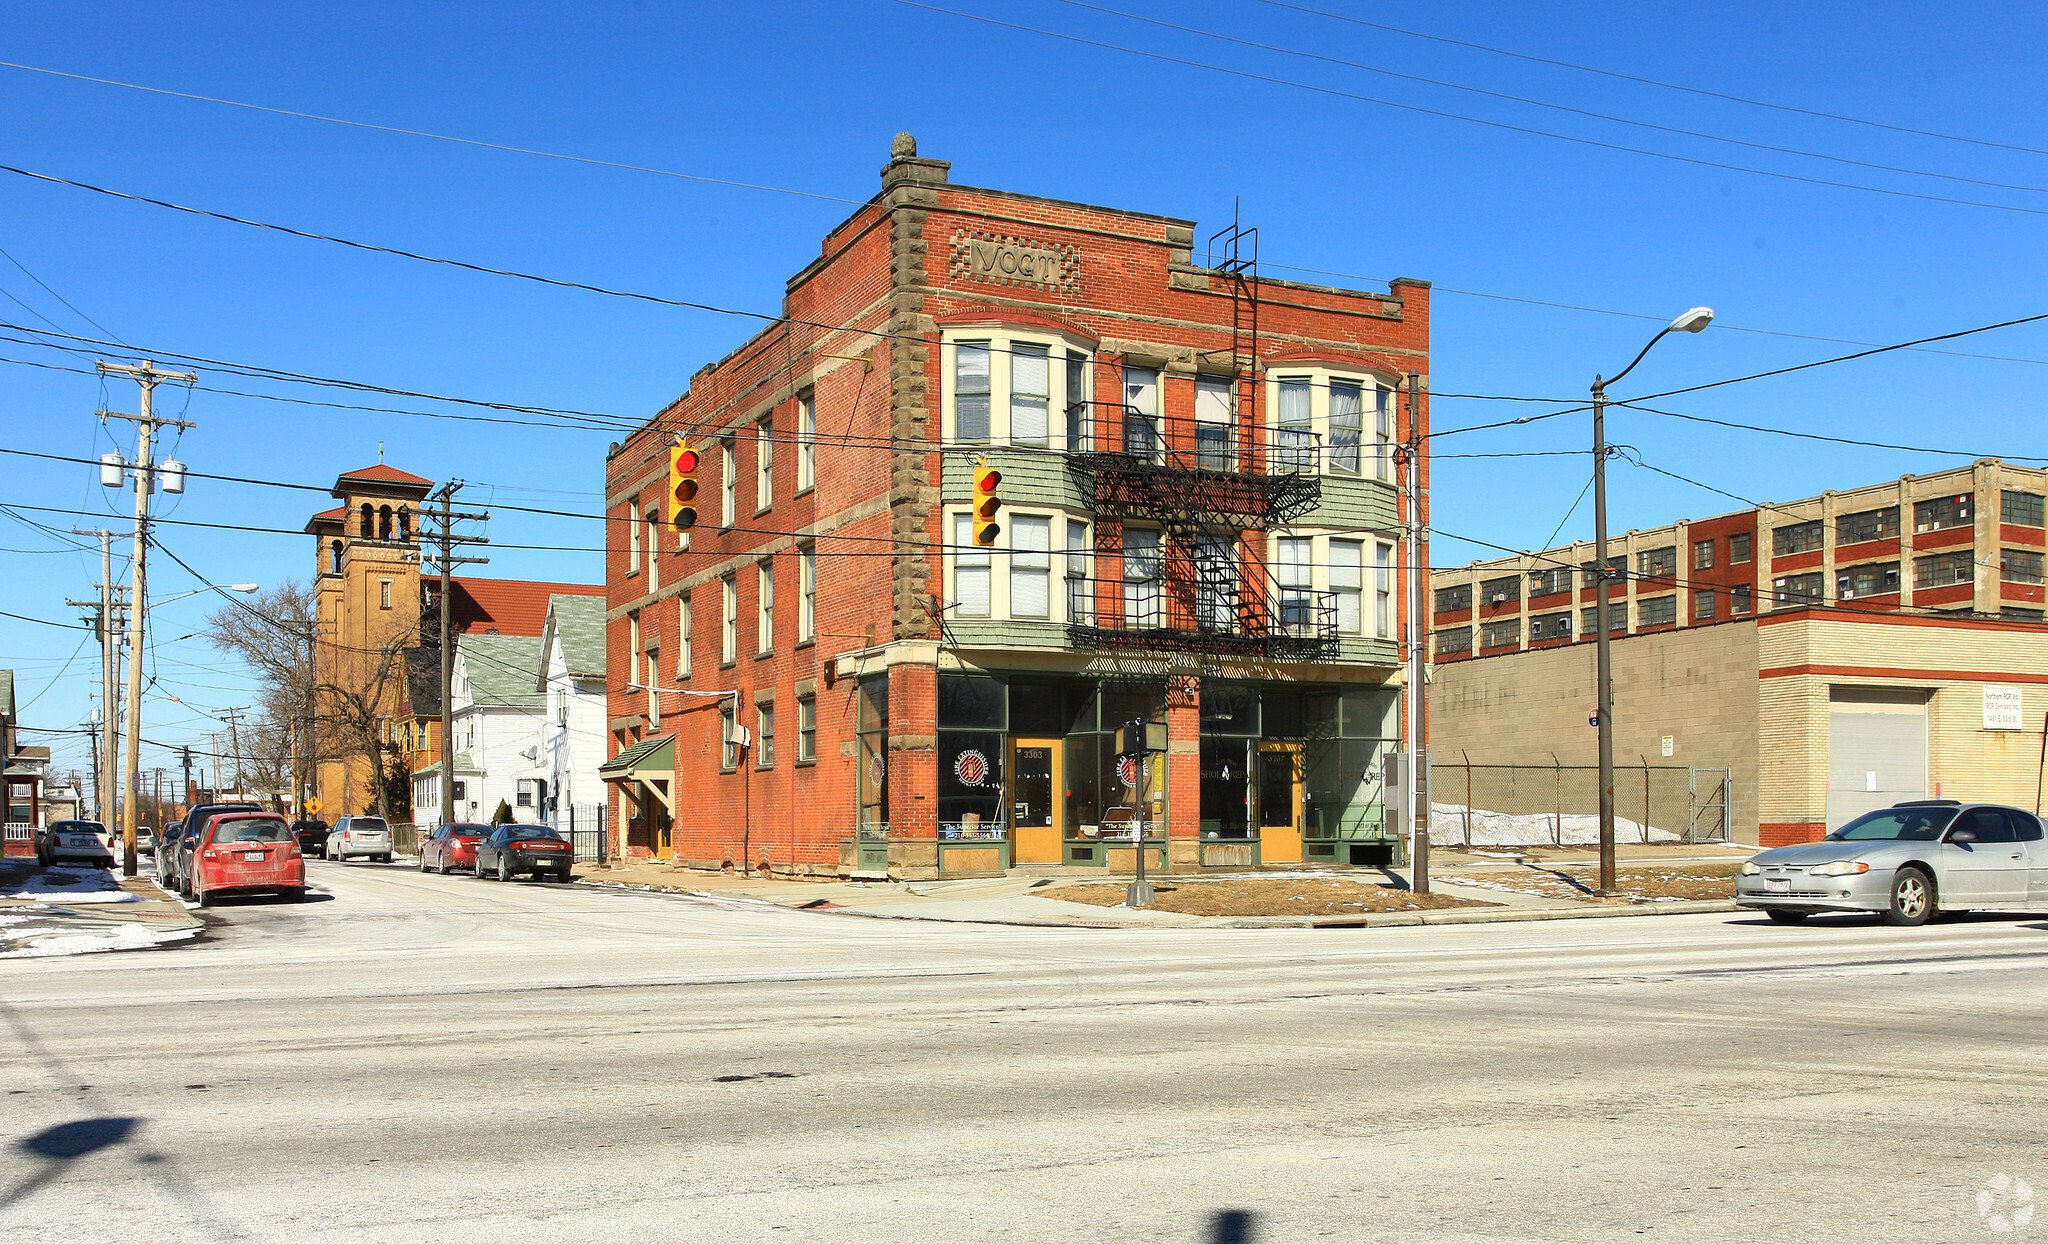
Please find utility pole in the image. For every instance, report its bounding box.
[221,706,248,801]
[423,481,489,831]
[69,528,121,833]
[181,746,193,813]
[84,717,101,821]
[98,360,197,877]
[1401,369,1430,896]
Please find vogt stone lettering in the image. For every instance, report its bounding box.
[951,231,1080,294]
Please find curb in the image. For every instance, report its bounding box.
[802,897,1743,930]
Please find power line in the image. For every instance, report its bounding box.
[1048,0,2048,199]
[1248,0,2048,161]
[1614,400,2047,462]
[889,0,2048,219]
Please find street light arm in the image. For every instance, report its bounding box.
[1598,327,1673,394]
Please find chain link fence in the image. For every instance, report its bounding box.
[1428,761,1731,848]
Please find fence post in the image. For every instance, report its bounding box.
[1641,757,1653,844]
[1550,752,1562,847]
[1462,750,1473,849]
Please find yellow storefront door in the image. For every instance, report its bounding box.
[1258,742,1304,864]
[1010,740,1063,864]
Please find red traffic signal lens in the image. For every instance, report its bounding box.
[976,467,1002,492]
[673,447,699,473]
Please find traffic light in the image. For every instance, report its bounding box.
[972,457,1002,546]
[668,442,699,531]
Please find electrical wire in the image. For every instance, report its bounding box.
[1247,0,2048,161]
[888,0,2048,219]
[1046,0,2048,199]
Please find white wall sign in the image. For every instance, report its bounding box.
[1983,685,2024,731]
[1660,735,1674,758]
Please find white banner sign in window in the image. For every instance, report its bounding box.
[1983,684,2024,731]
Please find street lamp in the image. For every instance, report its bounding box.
[1591,307,1712,894]
[150,583,259,610]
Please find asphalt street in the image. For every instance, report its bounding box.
[4,857,2046,1243]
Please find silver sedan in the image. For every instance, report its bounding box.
[1736,800,2048,926]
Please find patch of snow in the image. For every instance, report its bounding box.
[1430,802,1679,847]
[0,922,200,958]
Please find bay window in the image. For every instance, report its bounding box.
[1011,515,1052,618]
[943,330,1094,448]
[953,513,991,617]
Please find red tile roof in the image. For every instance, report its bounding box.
[304,506,347,534]
[431,578,604,637]
[338,464,433,486]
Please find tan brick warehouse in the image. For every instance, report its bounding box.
[1430,459,2048,846]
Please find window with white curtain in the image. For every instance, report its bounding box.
[955,343,991,441]
[797,391,816,492]
[1123,364,1160,460]
[1011,515,1051,618]
[755,417,773,512]
[1123,527,1161,626]
[798,544,816,643]
[757,562,774,654]
[953,513,991,617]
[1195,374,1233,471]
[1328,381,1363,475]
[1276,536,1313,630]
[1330,538,1363,634]
[1065,349,1089,450]
[678,597,691,677]
[1065,519,1091,620]
[1010,344,1050,448]
[720,441,736,527]
[1376,543,1395,637]
[1276,378,1315,471]
[721,576,737,663]
[1374,387,1394,481]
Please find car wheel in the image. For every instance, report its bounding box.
[418,856,430,872]
[1765,909,1809,925]
[555,870,573,883]
[500,857,515,883]
[195,885,213,909]
[1881,867,1935,927]
[282,887,307,903]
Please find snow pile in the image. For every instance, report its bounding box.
[0,866,139,903]
[1429,802,1679,847]
[0,921,200,958]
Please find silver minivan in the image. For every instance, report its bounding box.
[1735,800,2047,926]
[327,816,393,863]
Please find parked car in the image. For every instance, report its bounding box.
[155,820,184,884]
[1736,799,2047,926]
[474,824,575,882]
[418,822,493,874]
[134,828,156,858]
[43,821,115,868]
[36,819,106,866]
[327,816,393,863]
[291,819,331,858]
[165,804,261,893]
[184,811,305,907]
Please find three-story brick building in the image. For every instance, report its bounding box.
[602,135,1430,879]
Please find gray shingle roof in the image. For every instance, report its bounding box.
[547,594,606,678]
[457,634,544,709]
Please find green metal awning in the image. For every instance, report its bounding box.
[599,734,674,778]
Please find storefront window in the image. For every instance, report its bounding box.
[938,731,1005,839]
[1009,682,1066,736]
[1199,683,1258,735]
[1201,737,1253,839]
[1300,688,1399,840]
[938,674,1005,730]
[857,676,888,832]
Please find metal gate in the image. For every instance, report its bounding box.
[563,802,608,865]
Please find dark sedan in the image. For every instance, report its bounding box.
[419,822,494,875]
[291,819,331,857]
[474,825,575,883]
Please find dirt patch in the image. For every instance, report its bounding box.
[1039,878,1500,917]
[1448,862,1739,904]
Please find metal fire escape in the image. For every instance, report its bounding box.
[1064,217,1339,662]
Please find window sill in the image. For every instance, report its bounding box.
[795,758,817,768]
[756,650,774,661]
[795,485,814,499]
[795,637,815,650]
[625,569,640,578]
[720,661,736,670]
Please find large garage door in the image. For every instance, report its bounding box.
[1826,685,1929,830]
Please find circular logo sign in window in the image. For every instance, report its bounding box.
[953,749,991,787]
[1117,754,1141,788]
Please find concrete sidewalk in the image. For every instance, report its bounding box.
[572,859,1741,930]
[0,857,205,957]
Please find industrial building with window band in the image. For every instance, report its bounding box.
[600,135,1429,878]
[1429,459,2048,846]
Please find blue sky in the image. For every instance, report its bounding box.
[4,0,2046,778]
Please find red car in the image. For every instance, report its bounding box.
[418,822,494,875]
[188,812,306,907]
